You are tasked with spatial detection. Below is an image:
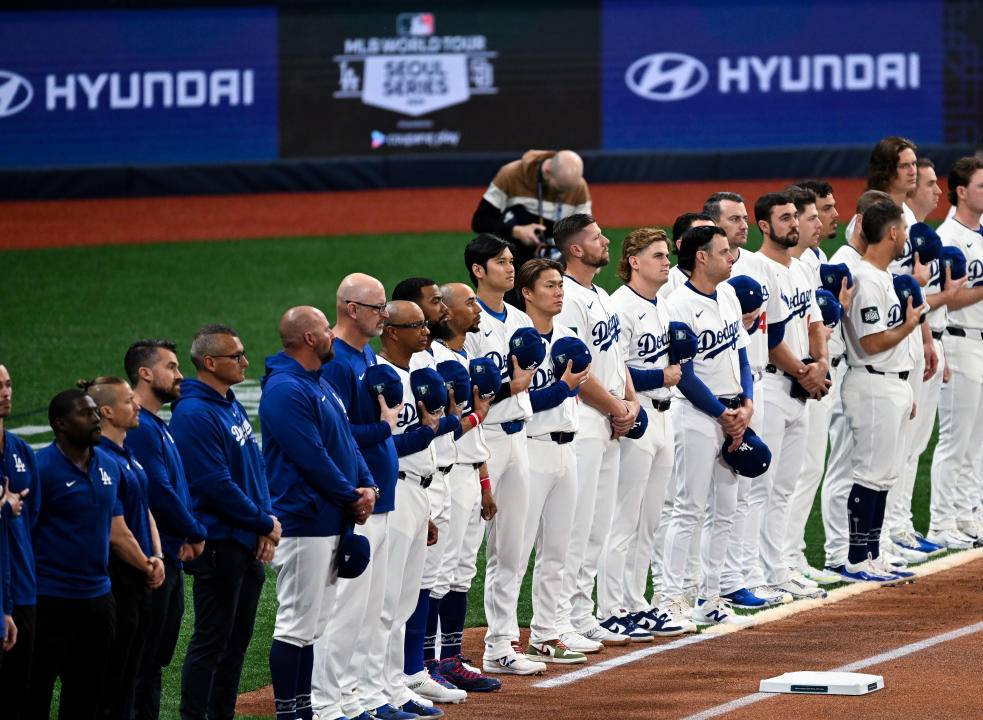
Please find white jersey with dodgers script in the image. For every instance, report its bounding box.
[734,249,785,372]
[377,356,437,478]
[828,243,864,358]
[662,281,749,398]
[525,325,580,437]
[432,340,491,465]
[410,346,458,467]
[938,217,983,331]
[463,299,534,425]
[843,260,916,372]
[611,285,672,402]
[757,254,821,360]
[555,275,627,424]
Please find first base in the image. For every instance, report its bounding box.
[759,671,884,695]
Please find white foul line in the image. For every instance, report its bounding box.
[678,620,983,720]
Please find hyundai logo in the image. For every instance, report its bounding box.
[0,70,33,118]
[625,53,708,101]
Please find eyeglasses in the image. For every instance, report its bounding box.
[209,351,247,363]
[385,320,427,330]
[345,299,388,314]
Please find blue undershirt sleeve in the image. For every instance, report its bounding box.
[628,366,666,392]
[739,347,753,401]
[675,361,727,417]
[767,320,786,349]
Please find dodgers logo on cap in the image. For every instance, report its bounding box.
[721,427,771,477]
[625,406,648,440]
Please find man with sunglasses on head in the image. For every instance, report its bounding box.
[169,324,281,720]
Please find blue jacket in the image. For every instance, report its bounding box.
[260,352,373,536]
[321,339,399,514]
[1,502,10,623]
[1,430,39,605]
[170,378,273,552]
[100,437,154,557]
[33,444,122,599]
[125,407,207,566]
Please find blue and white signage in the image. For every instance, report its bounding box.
[602,0,943,151]
[0,9,278,168]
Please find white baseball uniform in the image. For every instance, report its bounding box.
[554,275,627,633]
[522,324,580,643]
[931,217,983,532]
[603,285,675,616]
[661,281,749,602]
[463,299,533,659]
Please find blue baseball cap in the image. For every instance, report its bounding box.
[726,275,764,314]
[410,367,448,414]
[508,327,547,372]
[721,427,771,478]
[625,406,648,440]
[940,246,968,289]
[668,321,698,365]
[469,356,502,399]
[892,273,924,312]
[814,289,843,327]
[436,360,473,413]
[363,364,403,414]
[908,222,943,264]
[819,263,854,295]
[550,335,591,379]
[337,525,371,579]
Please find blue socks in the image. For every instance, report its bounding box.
[424,593,441,662]
[438,590,468,659]
[404,588,431,675]
[296,644,314,720]
[847,483,879,565]
[868,489,889,560]
[270,639,302,720]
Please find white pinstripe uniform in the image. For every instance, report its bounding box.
[821,241,865,567]
[605,285,675,615]
[374,357,436,709]
[753,253,821,586]
[463,300,534,659]
[930,217,983,533]
[554,275,627,633]
[720,248,786,595]
[522,325,581,643]
[661,281,749,602]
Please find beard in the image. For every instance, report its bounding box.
[583,251,610,268]
[772,230,799,248]
[152,379,181,404]
[318,345,336,364]
[428,320,453,341]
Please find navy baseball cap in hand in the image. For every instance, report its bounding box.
[908,222,943,264]
[721,427,771,477]
[364,364,403,415]
[625,407,648,440]
[892,273,924,318]
[436,360,473,413]
[508,327,547,372]
[726,275,764,314]
[410,367,448,414]
[668,321,698,365]
[337,525,371,579]
[940,246,968,289]
[550,336,591,379]
[469,357,502,398]
[814,289,843,327]
[819,263,854,295]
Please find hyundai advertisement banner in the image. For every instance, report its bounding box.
[601,0,944,151]
[0,9,278,168]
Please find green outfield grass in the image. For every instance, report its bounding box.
[3,227,941,719]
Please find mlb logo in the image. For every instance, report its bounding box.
[397,12,435,36]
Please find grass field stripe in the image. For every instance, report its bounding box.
[678,620,983,720]
[530,633,715,688]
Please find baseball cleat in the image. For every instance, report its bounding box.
[599,613,654,642]
[689,597,754,628]
[649,602,697,635]
[869,556,916,583]
[369,703,418,720]
[893,531,945,556]
[557,631,602,654]
[787,568,819,588]
[435,655,502,693]
[405,669,467,704]
[749,585,792,605]
[882,538,928,564]
[926,529,974,550]
[957,520,982,539]
[837,560,903,586]
[771,578,827,600]
[400,700,443,718]
[525,639,587,664]
[482,650,546,676]
[794,564,843,585]
[345,712,373,720]
[578,621,630,646]
[721,587,769,609]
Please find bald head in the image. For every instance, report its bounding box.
[548,150,584,194]
[279,306,328,349]
[385,300,424,326]
[440,282,481,336]
[439,282,468,307]
[337,273,385,309]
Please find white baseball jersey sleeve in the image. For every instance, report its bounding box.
[377,356,438,478]
[525,325,580,437]
[611,285,672,402]
[734,249,786,372]
[938,217,983,330]
[463,300,534,425]
[827,243,865,359]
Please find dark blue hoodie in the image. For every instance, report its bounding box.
[260,352,373,537]
[170,378,273,552]
[2,430,39,606]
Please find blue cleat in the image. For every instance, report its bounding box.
[721,587,769,609]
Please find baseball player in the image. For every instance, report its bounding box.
[376,301,455,713]
[929,157,983,547]
[839,201,921,581]
[782,183,850,584]
[427,282,501,691]
[0,363,39,720]
[660,225,754,628]
[657,213,715,301]
[551,214,646,644]
[822,190,891,576]
[260,307,378,720]
[517,258,594,662]
[708,193,790,610]
[609,228,692,635]
[750,191,828,600]
[461,234,545,675]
